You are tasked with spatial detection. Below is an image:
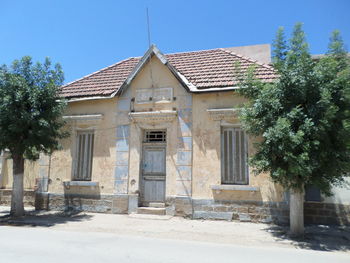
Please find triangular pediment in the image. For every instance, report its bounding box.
[116,45,195,96]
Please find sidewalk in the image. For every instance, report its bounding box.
[1,206,349,253]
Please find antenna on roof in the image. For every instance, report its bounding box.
[145,7,155,92]
[146,7,151,48]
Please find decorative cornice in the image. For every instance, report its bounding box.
[207,108,239,121]
[129,110,177,124]
[63,114,103,124]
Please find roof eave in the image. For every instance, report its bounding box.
[65,94,115,103]
[191,86,241,93]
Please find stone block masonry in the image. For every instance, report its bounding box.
[0,189,35,207]
[35,192,130,214]
[3,189,349,226]
[176,96,193,198]
[114,89,131,196]
[169,198,350,226]
[37,153,50,192]
[114,125,130,194]
[304,202,350,225]
[177,199,290,224]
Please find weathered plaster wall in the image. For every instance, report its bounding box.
[0,152,37,190]
[46,98,117,196]
[192,91,284,202]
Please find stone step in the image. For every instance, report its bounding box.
[148,202,165,208]
[137,207,166,216]
[129,214,172,220]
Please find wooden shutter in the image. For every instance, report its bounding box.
[75,131,94,181]
[221,127,248,184]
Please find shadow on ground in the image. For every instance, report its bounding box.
[0,208,93,227]
[264,224,350,252]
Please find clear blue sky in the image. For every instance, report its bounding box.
[1,0,349,84]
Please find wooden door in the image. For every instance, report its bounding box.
[141,146,166,205]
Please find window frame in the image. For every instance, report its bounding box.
[220,126,249,185]
[73,130,95,181]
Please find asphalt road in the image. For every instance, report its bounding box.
[0,226,349,263]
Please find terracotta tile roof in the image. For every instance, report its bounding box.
[167,48,276,89]
[60,48,277,98]
[60,58,139,98]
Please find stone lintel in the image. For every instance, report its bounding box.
[129,110,177,124]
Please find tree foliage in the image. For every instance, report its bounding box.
[238,23,350,195]
[0,56,68,160]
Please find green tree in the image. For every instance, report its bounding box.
[0,56,68,217]
[238,24,350,236]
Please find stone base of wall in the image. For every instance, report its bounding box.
[3,190,349,226]
[168,198,350,225]
[0,189,35,207]
[304,202,350,225]
[35,192,129,214]
[170,198,289,224]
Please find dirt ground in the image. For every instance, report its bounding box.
[0,206,349,253]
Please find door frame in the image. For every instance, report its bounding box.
[140,143,166,206]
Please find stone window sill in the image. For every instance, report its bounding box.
[211,185,260,191]
[63,181,99,187]
[135,100,172,105]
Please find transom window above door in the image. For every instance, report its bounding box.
[143,130,166,143]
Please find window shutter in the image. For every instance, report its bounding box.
[75,131,94,181]
[221,127,248,184]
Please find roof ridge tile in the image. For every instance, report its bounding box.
[165,47,221,56]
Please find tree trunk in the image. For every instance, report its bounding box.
[10,154,25,217]
[289,187,304,237]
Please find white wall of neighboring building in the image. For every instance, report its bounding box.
[224,44,271,64]
[323,177,350,205]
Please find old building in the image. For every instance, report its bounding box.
[1,44,349,224]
